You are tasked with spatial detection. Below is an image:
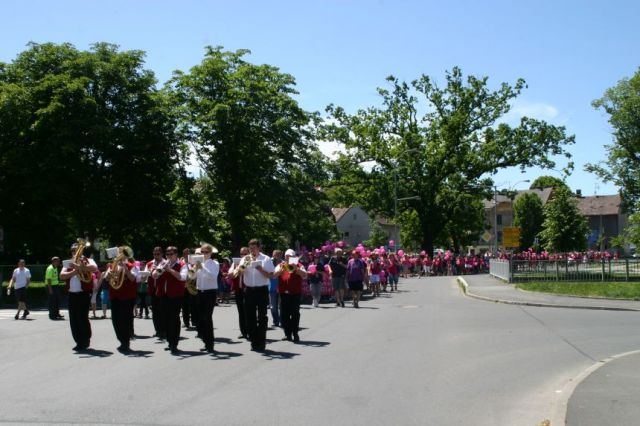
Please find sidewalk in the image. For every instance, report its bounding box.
[460,274,640,426]
[566,351,640,426]
[459,274,640,311]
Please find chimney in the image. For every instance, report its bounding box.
[576,189,582,197]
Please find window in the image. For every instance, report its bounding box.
[497,231,503,244]
[353,213,357,220]
[497,214,502,225]
[344,232,350,237]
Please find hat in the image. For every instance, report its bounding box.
[285,249,296,257]
[335,248,343,253]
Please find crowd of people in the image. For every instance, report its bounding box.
[5,239,421,355]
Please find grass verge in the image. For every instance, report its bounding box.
[516,281,640,300]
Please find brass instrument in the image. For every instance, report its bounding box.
[73,239,93,282]
[186,262,201,296]
[239,254,254,272]
[154,260,168,275]
[108,246,133,290]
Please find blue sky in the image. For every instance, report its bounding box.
[2,0,638,194]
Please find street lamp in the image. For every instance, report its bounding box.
[493,179,530,254]
[394,148,420,250]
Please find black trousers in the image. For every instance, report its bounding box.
[280,293,301,338]
[68,292,92,347]
[235,289,248,337]
[244,286,269,350]
[197,290,217,348]
[48,286,63,318]
[137,293,149,316]
[151,295,164,337]
[111,298,135,347]
[182,290,198,327]
[162,296,183,348]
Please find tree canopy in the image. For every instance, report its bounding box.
[529,175,569,190]
[323,67,575,254]
[513,192,544,250]
[538,186,589,253]
[587,68,640,212]
[0,42,181,260]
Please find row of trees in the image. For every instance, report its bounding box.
[4,41,622,261]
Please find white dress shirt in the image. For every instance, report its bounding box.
[63,258,98,293]
[196,259,219,290]
[12,268,31,289]
[242,253,275,287]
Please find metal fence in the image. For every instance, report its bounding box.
[489,259,511,282]
[495,259,640,282]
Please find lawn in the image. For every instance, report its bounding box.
[516,281,640,300]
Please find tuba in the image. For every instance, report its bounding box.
[73,239,93,283]
[108,246,133,290]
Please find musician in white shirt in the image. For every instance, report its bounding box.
[60,244,98,352]
[239,239,275,352]
[194,243,220,353]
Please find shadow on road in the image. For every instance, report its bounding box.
[260,349,300,360]
[172,350,208,359]
[132,335,153,340]
[214,337,242,345]
[209,350,243,360]
[123,349,154,358]
[294,340,330,348]
[77,348,113,358]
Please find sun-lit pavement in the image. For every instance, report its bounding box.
[2,276,640,426]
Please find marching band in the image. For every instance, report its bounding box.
[9,237,392,355]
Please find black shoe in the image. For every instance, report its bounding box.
[164,347,171,351]
[22,310,29,319]
[282,335,292,341]
[57,315,65,320]
[293,334,300,343]
[170,347,180,355]
[15,313,20,320]
[205,345,214,353]
[341,302,345,307]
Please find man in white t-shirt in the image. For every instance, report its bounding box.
[8,259,31,320]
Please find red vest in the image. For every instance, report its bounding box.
[108,262,138,300]
[164,260,186,298]
[278,265,303,295]
[146,260,162,297]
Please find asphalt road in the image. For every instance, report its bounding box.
[1,276,640,426]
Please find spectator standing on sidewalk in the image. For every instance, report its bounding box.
[45,257,64,320]
[8,259,31,320]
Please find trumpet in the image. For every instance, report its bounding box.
[154,260,168,275]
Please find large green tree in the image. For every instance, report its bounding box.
[0,42,182,261]
[170,46,333,251]
[538,186,589,253]
[587,68,640,211]
[513,192,544,250]
[323,68,575,254]
[529,175,569,190]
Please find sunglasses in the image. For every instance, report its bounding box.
[201,250,210,254]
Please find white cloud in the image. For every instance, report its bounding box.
[505,101,560,123]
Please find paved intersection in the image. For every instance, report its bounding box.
[1,276,639,426]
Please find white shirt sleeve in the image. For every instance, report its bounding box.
[262,256,275,273]
[25,269,31,279]
[179,264,188,281]
[201,259,219,279]
[12,269,18,279]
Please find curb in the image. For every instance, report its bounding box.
[548,349,640,426]
[456,277,640,312]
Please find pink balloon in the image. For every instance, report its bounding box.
[308,264,317,274]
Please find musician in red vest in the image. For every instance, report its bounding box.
[273,249,307,342]
[104,247,138,353]
[60,243,98,352]
[153,246,187,354]
[146,247,166,340]
[229,246,250,340]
